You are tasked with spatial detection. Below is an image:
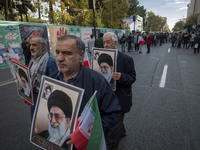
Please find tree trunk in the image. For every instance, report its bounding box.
[26,12,29,22]
[20,12,23,22]
[9,0,14,21]
[38,0,41,21]
[49,1,54,23]
[5,0,8,20]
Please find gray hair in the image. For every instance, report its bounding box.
[30,35,47,47]
[57,35,85,54]
[103,32,118,43]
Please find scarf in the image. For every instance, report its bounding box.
[29,51,49,93]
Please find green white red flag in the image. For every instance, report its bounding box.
[83,51,90,67]
[71,91,107,150]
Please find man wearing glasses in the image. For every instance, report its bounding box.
[18,68,31,97]
[39,90,72,149]
[97,53,114,83]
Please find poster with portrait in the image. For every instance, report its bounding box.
[12,60,33,105]
[91,48,117,91]
[30,76,84,150]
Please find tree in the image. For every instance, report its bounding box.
[185,14,198,26]
[0,0,15,21]
[100,0,129,29]
[144,11,167,32]
[127,0,139,16]
[16,0,35,22]
[173,20,185,31]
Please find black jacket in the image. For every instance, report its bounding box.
[115,51,136,113]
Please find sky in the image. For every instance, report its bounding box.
[138,0,190,30]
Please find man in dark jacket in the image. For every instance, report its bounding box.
[95,33,104,48]
[51,35,121,149]
[21,37,31,65]
[103,32,136,150]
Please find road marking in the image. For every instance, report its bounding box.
[159,64,168,88]
[0,79,16,87]
[168,48,171,53]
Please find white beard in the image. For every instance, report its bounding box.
[101,67,113,82]
[48,119,66,143]
[45,93,51,99]
[23,85,30,96]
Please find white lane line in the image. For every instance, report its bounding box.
[159,64,168,88]
[0,80,16,87]
[168,48,171,53]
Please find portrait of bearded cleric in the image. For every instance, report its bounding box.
[91,48,117,91]
[31,76,84,150]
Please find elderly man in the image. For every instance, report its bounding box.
[98,53,114,82]
[39,90,72,148]
[43,85,52,100]
[50,35,121,148]
[29,35,58,119]
[103,32,136,150]
[18,68,30,96]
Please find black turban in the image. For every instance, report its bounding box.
[45,85,51,91]
[18,68,28,82]
[48,90,73,118]
[97,53,113,67]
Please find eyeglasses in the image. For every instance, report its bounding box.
[99,65,109,70]
[48,113,66,120]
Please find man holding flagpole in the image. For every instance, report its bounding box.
[51,35,121,149]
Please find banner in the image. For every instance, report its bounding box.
[48,26,68,56]
[19,24,50,54]
[81,28,92,48]
[0,24,22,67]
[68,26,81,38]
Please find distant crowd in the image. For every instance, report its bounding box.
[171,32,200,54]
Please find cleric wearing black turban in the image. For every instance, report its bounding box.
[18,68,30,96]
[97,53,114,82]
[39,90,73,148]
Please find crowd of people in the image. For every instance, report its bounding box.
[20,31,136,150]
[116,32,170,54]
[19,28,199,150]
[107,31,200,55]
[171,32,200,54]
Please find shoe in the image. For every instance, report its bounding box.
[139,52,142,54]
[146,52,149,53]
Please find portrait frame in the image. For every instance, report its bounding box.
[12,60,34,105]
[30,76,84,150]
[91,48,118,91]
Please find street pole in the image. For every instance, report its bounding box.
[92,0,96,39]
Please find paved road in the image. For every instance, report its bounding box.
[0,43,200,150]
[118,43,200,150]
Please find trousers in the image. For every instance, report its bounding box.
[107,113,126,150]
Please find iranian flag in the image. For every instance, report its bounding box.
[71,91,107,150]
[83,51,90,67]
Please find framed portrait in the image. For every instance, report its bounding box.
[91,48,118,91]
[12,60,34,105]
[30,76,84,150]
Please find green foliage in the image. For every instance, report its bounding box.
[185,14,198,26]
[173,20,185,31]
[0,0,166,31]
[100,0,129,29]
[145,11,166,32]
